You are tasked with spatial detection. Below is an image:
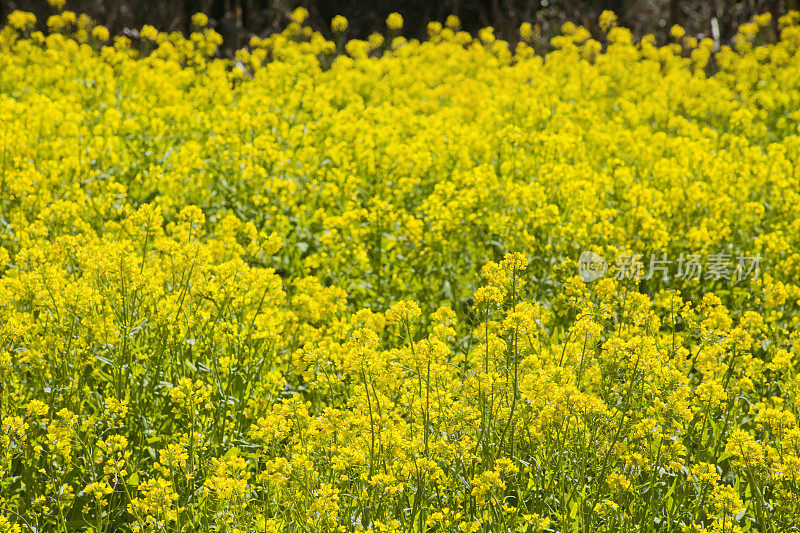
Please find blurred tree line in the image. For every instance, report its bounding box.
[2,0,797,54]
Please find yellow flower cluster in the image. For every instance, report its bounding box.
[1,5,800,532]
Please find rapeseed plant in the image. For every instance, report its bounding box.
[1,4,800,532]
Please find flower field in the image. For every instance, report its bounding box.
[2,6,800,532]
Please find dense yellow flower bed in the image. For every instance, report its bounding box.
[1,6,800,532]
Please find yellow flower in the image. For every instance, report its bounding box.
[191,12,209,28]
[331,15,348,33]
[711,484,744,516]
[599,10,617,31]
[755,12,772,27]
[291,7,309,25]
[519,22,533,41]
[0,516,22,533]
[725,429,765,468]
[386,300,421,324]
[83,481,113,502]
[670,24,686,39]
[386,13,404,31]
[128,478,178,526]
[91,25,110,41]
[26,399,49,417]
[140,24,158,41]
[8,11,36,30]
[478,26,495,43]
[606,472,632,492]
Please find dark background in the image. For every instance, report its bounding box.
[1,0,796,53]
